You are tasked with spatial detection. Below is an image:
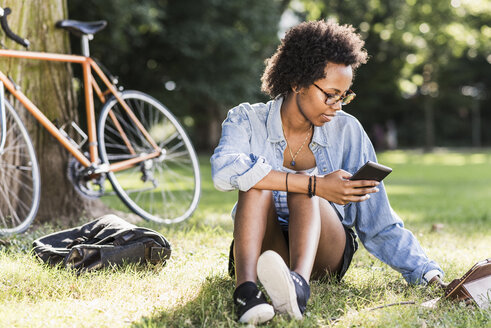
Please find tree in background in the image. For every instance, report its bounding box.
[294,0,490,149]
[66,0,490,150]
[0,0,105,224]
[68,0,284,150]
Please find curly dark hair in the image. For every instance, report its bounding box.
[261,20,368,98]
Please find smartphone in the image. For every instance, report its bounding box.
[350,161,392,182]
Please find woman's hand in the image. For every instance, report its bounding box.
[316,169,380,205]
[428,276,448,289]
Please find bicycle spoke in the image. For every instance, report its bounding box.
[159,131,180,149]
[134,98,150,129]
[155,164,193,201]
[98,92,200,223]
[0,184,22,225]
[0,100,39,234]
[5,185,33,213]
[0,163,34,171]
[114,107,149,148]
[0,169,34,192]
[106,154,138,161]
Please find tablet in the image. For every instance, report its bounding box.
[350,161,392,182]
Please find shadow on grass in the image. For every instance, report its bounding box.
[129,266,487,328]
[132,275,236,327]
[130,273,414,327]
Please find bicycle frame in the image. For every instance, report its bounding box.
[0,49,161,173]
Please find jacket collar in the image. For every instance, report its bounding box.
[266,96,329,147]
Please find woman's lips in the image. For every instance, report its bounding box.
[321,113,335,122]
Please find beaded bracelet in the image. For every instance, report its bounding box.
[308,176,313,198]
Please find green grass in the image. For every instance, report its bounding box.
[99,163,200,218]
[1,149,490,327]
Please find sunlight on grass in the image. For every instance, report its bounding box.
[424,153,466,166]
[1,150,490,327]
[384,184,422,195]
[380,149,491,166]
[381,150,409,164]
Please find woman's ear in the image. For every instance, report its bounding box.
[291,85,300,94]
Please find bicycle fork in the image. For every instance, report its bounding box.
[0,81,6,154]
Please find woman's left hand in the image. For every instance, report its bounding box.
[315,169,380,205]
[428,276,448,289]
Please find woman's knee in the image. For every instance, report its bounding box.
[237,189,274,214]
[238,189,273,203]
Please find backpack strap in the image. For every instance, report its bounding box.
[149,246,172,263]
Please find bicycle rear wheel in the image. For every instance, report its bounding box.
[98,91,200,224]
[0,100,40,235]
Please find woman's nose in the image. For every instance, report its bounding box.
[331,101,343,111]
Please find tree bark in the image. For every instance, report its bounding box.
[195,104,222,151]
[423,97,434,152]
[471,101,481,147]
[1,0,109,226]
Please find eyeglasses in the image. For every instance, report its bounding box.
[313,83,356,106]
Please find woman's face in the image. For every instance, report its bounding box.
[296,63,353,126]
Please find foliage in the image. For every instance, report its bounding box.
[293,0,491,148]
[67,0,283,149]
[1,151,491,327]
[65,0,490,149]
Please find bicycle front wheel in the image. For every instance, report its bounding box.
[98,91,200,224]
[0,100,40,235]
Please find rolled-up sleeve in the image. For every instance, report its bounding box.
[211,105,272,192]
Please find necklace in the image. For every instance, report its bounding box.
[283,125,312,167]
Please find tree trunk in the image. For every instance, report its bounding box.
[195,103,222,151]
[1,0,109,226]
[471,101,481,147]
[423,97,434,152]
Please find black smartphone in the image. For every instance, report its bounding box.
[350,161,392,182]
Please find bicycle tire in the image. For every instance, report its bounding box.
[98,90,201,224]
[0,99,40,235]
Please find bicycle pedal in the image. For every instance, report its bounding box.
[93,163,110,174]
[58,127,80,149]
[58,121,88,149]
[71,121,88,147]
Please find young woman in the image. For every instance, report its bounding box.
[211,20,444,324]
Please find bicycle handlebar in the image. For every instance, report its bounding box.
[0,7,30,48]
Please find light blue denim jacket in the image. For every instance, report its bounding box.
[211,97,443,285]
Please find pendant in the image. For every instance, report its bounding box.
[291,161,295,166]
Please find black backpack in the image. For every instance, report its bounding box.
[32,214,171,271]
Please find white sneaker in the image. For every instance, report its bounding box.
[257,250,310,320]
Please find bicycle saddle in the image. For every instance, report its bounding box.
[55,20,107,36]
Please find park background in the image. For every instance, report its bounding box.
[0,0,490,327]
[68,0,490,152]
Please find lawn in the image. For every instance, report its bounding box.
[0,149,490,327]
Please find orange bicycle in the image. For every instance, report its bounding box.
[0,7,201,235]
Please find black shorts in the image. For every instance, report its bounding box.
[280,225,358,281]
[228,225,358,280]
[337,226,358,280]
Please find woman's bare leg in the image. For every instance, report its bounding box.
[234,189,289,286]
[311,198,346,279]
[287,192,320,281]
[288,193,346,282]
